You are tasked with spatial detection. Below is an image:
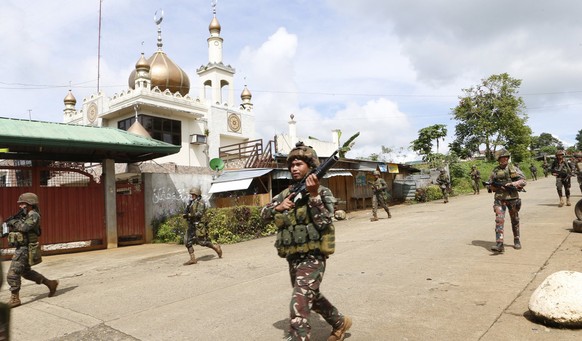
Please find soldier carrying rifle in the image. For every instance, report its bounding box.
[369,170,391,221]
[3,192,59,308]
[550,150,573,207]
[485,152,527,253]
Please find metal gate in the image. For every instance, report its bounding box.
[0,164,105,256]
[116,177,145,245]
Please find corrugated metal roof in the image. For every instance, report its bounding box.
[0,117,180,162]
[211,168,272,183]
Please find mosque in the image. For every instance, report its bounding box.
[62,6,254,170]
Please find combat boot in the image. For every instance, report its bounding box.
[559,197,564,207]
[514,238,522,250]
[370,214,378,222]
[328,315,352,341]
[8,291,21,308]
[42,277,59,297]
[211,244,223,258]
[385,209,392,219]
[490,242,504,253]
[566,197,571,206]
[183,247,197,265]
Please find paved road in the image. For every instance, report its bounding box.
[2,176,582,341]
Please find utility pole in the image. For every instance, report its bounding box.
[97,0,103,93]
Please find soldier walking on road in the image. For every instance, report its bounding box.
[182,187,222,265]
[261,142,351,341]
[470,165,481,194]
[486,153,527,253]
[370,170,391,221]
[436,169,451,203]
[550,150,572,207]
[529,164,538,181]
[4,193,59,308]
[542,160,550,177]
[574,152,582,194]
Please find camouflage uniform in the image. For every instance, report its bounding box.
[470,166,481,194]
[529,164,538,181]
[575,153,582,194]
[182,188,221,265]
[5,193,58,308]
[261,142,350,341]
[542,161,549,177]
[488,159,526,253]
[371,171,391,221]
[550,151,572,207]
[436,170,450,203]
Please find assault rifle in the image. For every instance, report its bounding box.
[554,170,573,179]
[289,149,340,202]
[1,208,25,237]
[482,180,526,193]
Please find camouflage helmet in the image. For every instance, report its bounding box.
[189,187,201,196]
[17,192,39,205]
[286,142,320,169]
[373,170,381,176]
[556,150,565,156]
[497,151,510,160]
[471,165,476,169]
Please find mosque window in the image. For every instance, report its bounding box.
[118,114,181,145]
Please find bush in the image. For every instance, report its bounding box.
[425,185,444,201]
[153,205,277,245]
[155,215,187,244]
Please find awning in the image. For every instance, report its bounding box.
[208,178,253,193]
[272,170,353,179]
[209,168,272,194]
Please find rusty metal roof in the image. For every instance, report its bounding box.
[0,117,180,162]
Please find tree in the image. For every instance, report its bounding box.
[531,132,563,150]
[576,129,582,151]
[530,132,564,157]
[450,73,532,162]
[410,124,448,161]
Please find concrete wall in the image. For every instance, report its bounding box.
[143,172,213,242]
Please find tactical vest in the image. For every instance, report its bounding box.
[493,164,520,200]
[273,188,335,258]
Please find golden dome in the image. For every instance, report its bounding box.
[64,90,76,105]
[128,51,190,96]
[209,16,221,33]
[135,53,150,71]
[241,85,252,100]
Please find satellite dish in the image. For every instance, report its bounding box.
[209,158,225,171]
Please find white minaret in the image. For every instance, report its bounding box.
[197,1,235,106]
[208,2,223,64]
[288,114,297,147]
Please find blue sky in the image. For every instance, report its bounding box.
[1,0,581,161]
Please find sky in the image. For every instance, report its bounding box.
[1,0,581,162]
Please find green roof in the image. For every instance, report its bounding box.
[0,117,180,162]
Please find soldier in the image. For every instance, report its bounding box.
[182,187,222,265]
[550,150,572,207]
[470,165,481,194]
[542,160,549,177]
[370,170,391,221]
[486,153,526,253]
[436,169,450,203]
[529,164,538,181]
[5,193,59,308]
[261,142,351,341]
[575,152,582,194]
